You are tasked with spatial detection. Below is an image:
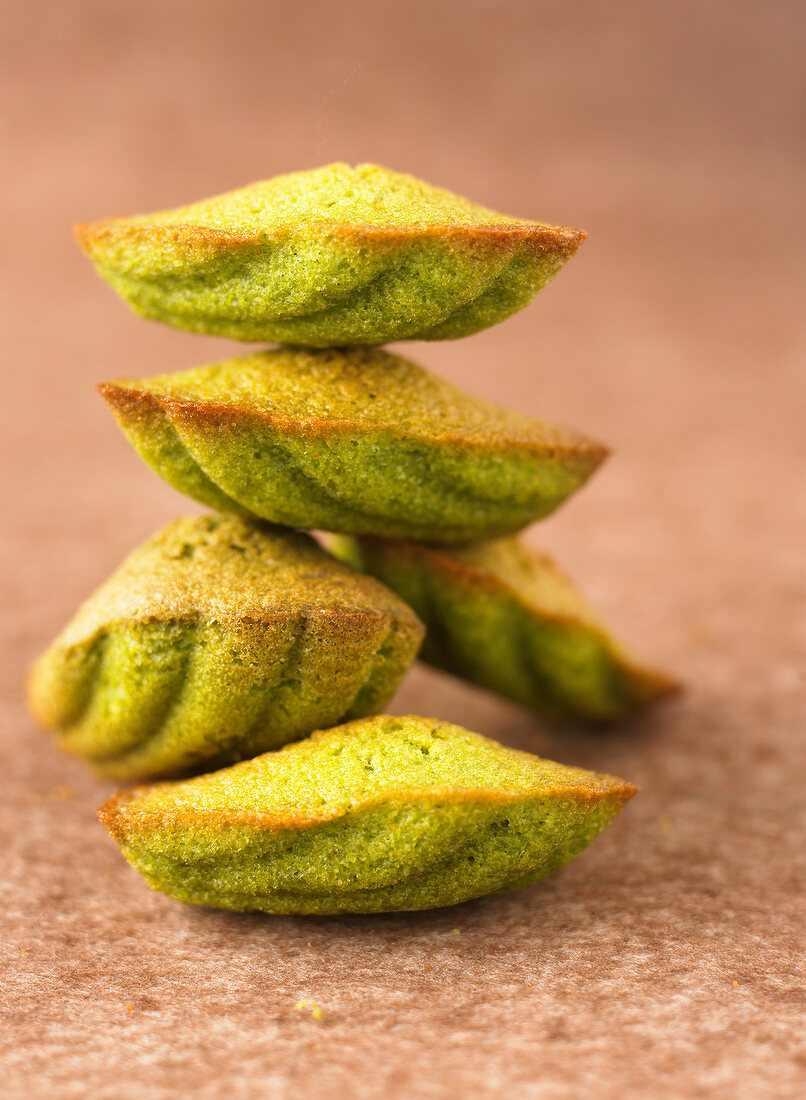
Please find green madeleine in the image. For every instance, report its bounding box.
[98,347,607,543]
[75,162,584,346]
[28,515,424,781]
[98,715,636,914]
[338,536,678,721]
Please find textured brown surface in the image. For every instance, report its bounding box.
[2,1,804,1097]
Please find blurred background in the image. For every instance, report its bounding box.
[2,2,804,1096]
[2,0,802,661]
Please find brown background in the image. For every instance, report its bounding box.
[2,1,804,1096]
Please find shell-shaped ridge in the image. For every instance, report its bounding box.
[28,516,424,780]
[76,163,584,345]
[97,715,635,914]
[100,347,607,544]
[341,535,679,722]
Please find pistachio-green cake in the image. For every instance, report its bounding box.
[28,515,424,781]
[338,536,677,721]
[98,346,606,543]
[98,715,636,914]
[76,163,584,346]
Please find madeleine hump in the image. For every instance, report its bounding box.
[98,346,607,543]
[98,715,636,914]
[76,163,585,345]
[338,535,678,721]
[28,515,423,781]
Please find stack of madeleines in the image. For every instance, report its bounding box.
[29,164,675,914]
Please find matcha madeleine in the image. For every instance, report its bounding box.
[98,715,636,914]
[98,347,606,543]
[28,515,423,781]
[76,163,584,346]
[341,536,677,721]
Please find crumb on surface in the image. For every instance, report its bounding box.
[294,1000,325,1021]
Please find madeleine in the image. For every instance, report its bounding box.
[29,515,423,780]
[77,163,584,345]
[339,535,677,721]
[98,715,636,914]
[99,346,606,543]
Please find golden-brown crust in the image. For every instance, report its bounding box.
[616,662,681,701]
[50,592,421,647]
[165,605,416,635]
[97,381,609,462]
[75,221,262,254]
[98,778,635,840]
[76,219,585,259]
